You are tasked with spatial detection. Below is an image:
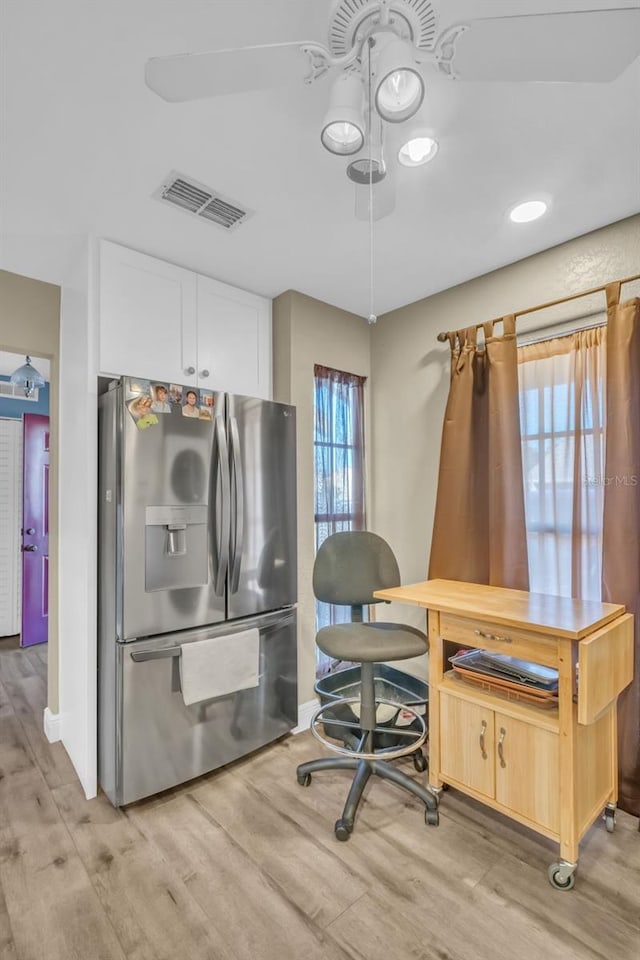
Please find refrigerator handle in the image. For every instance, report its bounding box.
[213,413,231,596]
[229,416,244,594]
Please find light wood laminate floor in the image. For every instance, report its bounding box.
[0,638,639,960]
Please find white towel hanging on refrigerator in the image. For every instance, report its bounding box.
[179,628,260,706]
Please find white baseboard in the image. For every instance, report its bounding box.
[293,698,319,735]
[43,707,61,743]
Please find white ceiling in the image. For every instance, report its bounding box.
[1,0,639,317]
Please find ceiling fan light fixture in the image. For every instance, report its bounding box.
[347,116,387,184]
[374,37,425,123]
[320,72,365,156]
[398,136,438,167]
[347,156,386,185]
[509,199,548,223]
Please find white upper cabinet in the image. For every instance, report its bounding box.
[98,241,272,399]
[99,241,198,386]
[196,275,271,399]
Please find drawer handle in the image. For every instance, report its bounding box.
[474,629,512,644]
[498,727,506,768]
[479,719,487,759]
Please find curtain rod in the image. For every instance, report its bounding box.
[435,271,640,343]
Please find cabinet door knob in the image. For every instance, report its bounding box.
[498,727,506,768]
[185,366,196,376]
[200,369,210,379]
[479,719,487,759]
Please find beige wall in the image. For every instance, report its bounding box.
[0,269,61,711]
[370,214,640,656]
[273,291,371,704]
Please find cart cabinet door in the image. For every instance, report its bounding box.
[440,692,495,799]
[494,713,560,834]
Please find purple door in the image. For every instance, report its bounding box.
[21,414,49,647]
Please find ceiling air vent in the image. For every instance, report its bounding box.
[154,171,252,232]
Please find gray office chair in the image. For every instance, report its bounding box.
[296,531,439,840]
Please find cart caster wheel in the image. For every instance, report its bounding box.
[334,819,352,841]
[425,808,439,827]
[548,863,576,891]
[412,751,428,773]
[297,773,312,787]
[604,808,616,833]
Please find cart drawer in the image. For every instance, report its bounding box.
[439,613,558,667]
[578,613,633,725]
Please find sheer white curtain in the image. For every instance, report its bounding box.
[518,327,607,600]
[314,365,366,676]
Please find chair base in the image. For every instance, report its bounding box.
[296,754,439,840]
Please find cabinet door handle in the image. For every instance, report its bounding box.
[184,366,196,376]
[474,629,512,644]
[498,727,506,768]
[200,369,210,379]
[479,720,487,759]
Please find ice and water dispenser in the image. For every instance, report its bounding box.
[144,504,209,591]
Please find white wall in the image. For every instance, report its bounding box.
[369,215,640,668]
[58,238,98,797]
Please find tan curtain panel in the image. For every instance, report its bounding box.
[601,288,640,817]
[429,316,529,590]
[518,326,607,601]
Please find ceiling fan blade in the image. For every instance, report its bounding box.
[451,8,640,82]
[145,41,313,102]
[354,175,396,222]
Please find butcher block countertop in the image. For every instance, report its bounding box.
[373,578,625,640]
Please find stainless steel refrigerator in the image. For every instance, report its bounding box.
[98,379,297,806]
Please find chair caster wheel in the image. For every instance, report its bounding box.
[412,751,428,773]
[548,862,576,891]
[334,819,352,841]
[425,808,439,827]
[297,773,312,787]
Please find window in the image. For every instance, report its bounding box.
[314,365,366,674]
[518,327,606,600]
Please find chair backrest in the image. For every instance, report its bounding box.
[313,531,401,607]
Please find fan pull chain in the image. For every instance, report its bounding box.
[367,37,376,326]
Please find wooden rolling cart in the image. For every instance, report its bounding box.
[374,579,634,890]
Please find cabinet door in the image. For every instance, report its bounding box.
[99,240,198,385]
[440,692,495,798]
[494,713,559,833]
[196,275,271,398]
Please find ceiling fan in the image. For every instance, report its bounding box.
[145,0,640,220]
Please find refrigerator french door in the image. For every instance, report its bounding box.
[98,379,297,806]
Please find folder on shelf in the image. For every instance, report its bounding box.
[449,649,559,691]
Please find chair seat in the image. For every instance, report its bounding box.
[317,621,428,663]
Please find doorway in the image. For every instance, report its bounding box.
[0,351,50,666]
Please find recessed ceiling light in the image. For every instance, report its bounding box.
[509,199,548,223]
[398,136,439,167]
